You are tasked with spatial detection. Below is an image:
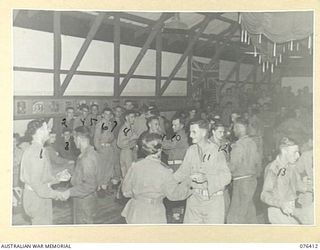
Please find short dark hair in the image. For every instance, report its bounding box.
[172,115,186,127]
[102,107,113,113]
[234,117,248,127]
[79,104,89,111]
[190,119,210,131]
[65,106,74,112]
[62,127,73,134]
[124,110,136,118]
[147,116,159,125]
[90,104,99,109]
[212,120,225,131]
[74,126,91,140]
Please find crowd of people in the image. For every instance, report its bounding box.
[13,84,314,225]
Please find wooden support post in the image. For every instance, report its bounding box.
[119,13,172,95]
[114,14,121,97]
[155,32,162,97]
[60,13,107,95]
[159,15,213,96]
[53,11,61,97]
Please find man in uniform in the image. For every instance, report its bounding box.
[94,108,116,191]
[174,119,231,224]
[117,110,139,178]
[162,115,189,223]
[62,126,100,224]
[227,118,261,224]
[73,104,91,130]
[261,137,310,224]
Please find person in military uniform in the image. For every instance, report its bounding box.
[94,107,116,191]
[227,118,261,224]
[162,115,189,223]
[62,126,100,224]
[117,110,139,178]
[20,119,68,225]
[121,133,190,224]
[174,119,231,224]
[73,104,91,130]
[210,121,231,220]
[261,137,310,224]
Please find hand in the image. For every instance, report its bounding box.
[190,172,207,184]
[56,189,70,201]
[281,201,295,216]
[56,169,71,182]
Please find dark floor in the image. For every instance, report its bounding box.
[12,180,268,225]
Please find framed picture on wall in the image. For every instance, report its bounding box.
[16,101,26,114]
[32,101,44,114]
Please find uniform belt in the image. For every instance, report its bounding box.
[168,160,183,165]
[233,175,254,181]
[133,196,163,205]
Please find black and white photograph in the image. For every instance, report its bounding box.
[12,10,314,227]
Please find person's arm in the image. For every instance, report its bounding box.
[46,147,70,165]
[162,170,191,201]
[94,122,102,151]
[173,147,192,182]
[260,167,282,208]
[117,126,131,149]
[205,151,232,194]
[121,164,135,198]
[69,156,98,198]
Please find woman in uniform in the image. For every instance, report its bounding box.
[121,133,190,224]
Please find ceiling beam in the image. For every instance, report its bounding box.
[159,15,214,96]
[119,13,173,94]
[114,14,121,97]
[118,12,155,25]
[53,11,62,97]
[155,32,162,97]
[60,13,107,96]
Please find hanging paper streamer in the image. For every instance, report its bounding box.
[273,43,276,57]
[259,33,262,44]
[290,40,293,51]
[271,64,274,73]
[308,35,311,49]
[238,14,242,24]
[244,30,247,43]
[266,61,269,70]
[262,62,265,72]
[283,45,286,53]
[247,36,250,45]
[258,54,261,64]
[241,29,244,42]
[296,42,299,51]
[279,54,282,63]
[275,58,278,66]
[254,46,257,57]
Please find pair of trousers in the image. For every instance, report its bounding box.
[184,194,225,224]
[227,177,257,224]
[73,194,97,224]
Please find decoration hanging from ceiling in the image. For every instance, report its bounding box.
[239,12,313,73]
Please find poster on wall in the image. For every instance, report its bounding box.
[48,100,60,113]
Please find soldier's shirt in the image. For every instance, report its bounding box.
[174,141,231,197]
[261,156,305,208]
[69,146,99,198]
[162,129,189,161]
[229,135,260,178]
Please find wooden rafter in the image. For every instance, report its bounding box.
[114,13,121,97]
[155,32,162,97]
[53,11,62,97]
[119,13,172,94]
[118,12,155,25]
[159,15,213,96]
[60,13,107,96]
